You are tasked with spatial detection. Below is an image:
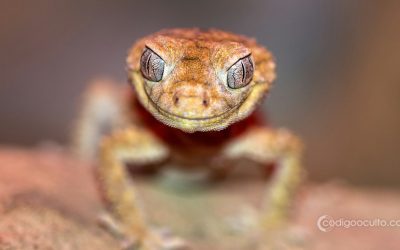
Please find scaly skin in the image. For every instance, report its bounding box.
[127,28,275,132]
[74,28,304,249]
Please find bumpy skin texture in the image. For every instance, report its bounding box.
[74,28,304,250]
[127,28,276,132]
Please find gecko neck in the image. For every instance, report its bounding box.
[130,92,266,149]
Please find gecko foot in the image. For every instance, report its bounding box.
[123,228,188,250]
[98,212,188,250]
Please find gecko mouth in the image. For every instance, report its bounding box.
[151,105,240,132]
[142,89,244,132]
[144,89,240,123]
[156,104,239,121]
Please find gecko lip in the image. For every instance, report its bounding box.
[156,105,238,121]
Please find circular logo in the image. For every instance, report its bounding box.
[317,215,333,232]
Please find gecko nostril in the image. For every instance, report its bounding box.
[174,96,180,105]
[202,99,209,107]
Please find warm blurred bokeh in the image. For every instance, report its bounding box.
[0,1,399,187]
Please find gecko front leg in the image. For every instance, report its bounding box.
[98,126,185,250]
[72,80,128,160]
[223,126,304,229]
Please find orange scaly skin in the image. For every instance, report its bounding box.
[73,28,304,250]
[127,29,275,133]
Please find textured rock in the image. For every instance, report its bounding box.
[0,146,399,249]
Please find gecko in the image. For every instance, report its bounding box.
[73,28,304,249]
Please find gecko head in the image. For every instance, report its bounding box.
[127,28,276,133]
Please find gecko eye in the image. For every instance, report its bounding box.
[140,47,165,82]
[227,56,254,89]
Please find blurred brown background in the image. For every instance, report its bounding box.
[0,1,399,187]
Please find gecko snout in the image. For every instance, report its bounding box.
[173,92,210,108]
[155,81,230,119]
[156,84,225,119]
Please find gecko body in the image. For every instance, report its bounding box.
[74,28,304,250]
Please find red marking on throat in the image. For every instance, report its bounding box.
[130,94,266,149]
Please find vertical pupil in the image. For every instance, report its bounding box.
[146,52,152,76]
[241,60,246,82]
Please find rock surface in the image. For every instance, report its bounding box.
[0,146,399,249]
